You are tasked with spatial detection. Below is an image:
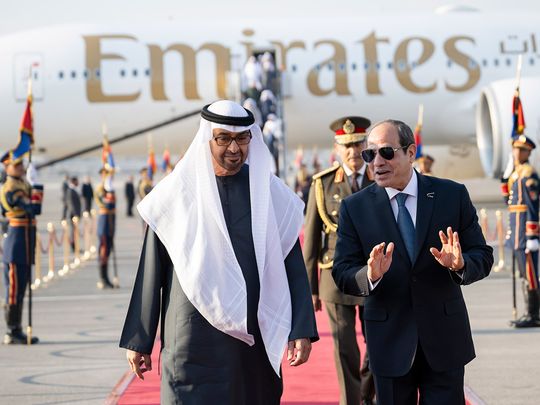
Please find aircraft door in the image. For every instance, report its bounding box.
[13,53,44,101]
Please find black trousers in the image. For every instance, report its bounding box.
[373,343,465,405]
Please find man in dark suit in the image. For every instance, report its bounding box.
[81,176,94,213]
[65,176,82,252]
[333,119,493,404]
[124,175,135,217]
[303,116,375,405]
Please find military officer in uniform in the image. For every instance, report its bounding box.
[303,116,375,405]
[1,152,43,344]
[506,135,540,328]
[94,167,116,289]
[137,167,153,201]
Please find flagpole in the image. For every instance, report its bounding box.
[26,66,34,345]
[417,104,424,128]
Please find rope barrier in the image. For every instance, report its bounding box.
[6,211,100,290]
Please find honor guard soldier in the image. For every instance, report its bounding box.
[416,154,435,176]
[303,116,375,404]
[94,167,116,289]
[1,152,43,344]
[137,167,153,201]
[506,135,540,328]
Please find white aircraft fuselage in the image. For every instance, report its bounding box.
[1,14,539,177]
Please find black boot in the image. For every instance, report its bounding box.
[3,304,38,344]
[514,290,540,328]
[97,264,114,289]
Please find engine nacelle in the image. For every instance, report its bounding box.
[476,78,540,178]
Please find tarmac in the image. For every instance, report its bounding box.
[0,175,538,405]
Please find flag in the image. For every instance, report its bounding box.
[10,93,34,162]
[161,147,171,172]
[147,146,157,180]
[511,87,525,137]
[414,123,423,159]
[102,136,115,172]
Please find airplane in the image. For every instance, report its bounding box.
[1,8,540,178]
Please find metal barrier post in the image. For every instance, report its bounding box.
[494,210,506,272]
[59,220,70,276]
[45,222,55,281]
[71,216,81,269]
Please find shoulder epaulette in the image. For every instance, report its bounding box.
[519,163,535,178]
[312,163,340,181]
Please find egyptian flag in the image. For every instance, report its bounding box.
[511,87,525,137]
[161,147,171,172]
[102,136,115,172]
[11,93,34,161]
[147,146,157,180]
[414,122,423,159]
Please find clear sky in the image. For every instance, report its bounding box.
[2,0,539,35]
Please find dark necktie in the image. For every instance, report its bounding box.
[351,172,360,193]
[396,193,416,261]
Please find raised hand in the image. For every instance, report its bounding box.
[367,242,394,282]
[430,226,464,271]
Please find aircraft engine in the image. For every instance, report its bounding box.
[476,77,540,178]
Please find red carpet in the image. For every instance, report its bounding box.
[115,309,362,405]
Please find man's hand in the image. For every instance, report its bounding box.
[312,295,321,312]
[430,227,464,271]
[367,242,394,282]
[126,349,152,380]
[287,338,312,367]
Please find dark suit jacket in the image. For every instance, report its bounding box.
[332,172,493,377]
[66,186,82,220]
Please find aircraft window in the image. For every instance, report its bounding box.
[33,72,38,80]
[376,62,380,70]
[120,69,126,77]
[397,60,407,72]
[339,63,345,71]
[58,71,64,79]
[133,69,138,77]
[315,64,320,71]
[530,58,535,66]
[494,59,499,67]
[83,70,88,79]
[95,69,101,78]
[469,59,477,68]
[447,60,452,68]
[351,63,357,71]
[364,62,369,71]
[482,59,488,67]
[387,62,393,69]
[411,61,417,68]
[145,68,151,76]
[327,63,333,71]
[291,65,297,72]
[71,71,76,79]
[506,58,512,66]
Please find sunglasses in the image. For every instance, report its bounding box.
[213,132,252,147]
[361,145,411,163]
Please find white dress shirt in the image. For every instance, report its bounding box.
[342,163,366,190]
[369,170,417,289]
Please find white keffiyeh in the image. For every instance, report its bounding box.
[137,100,304,375]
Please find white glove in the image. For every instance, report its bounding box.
[526,239,539,253]
[26,162,39,186]
[104,176,114,192]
